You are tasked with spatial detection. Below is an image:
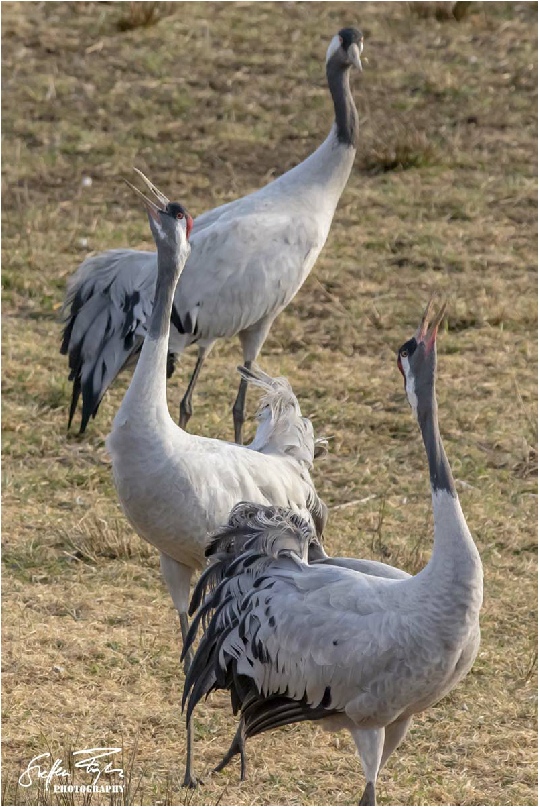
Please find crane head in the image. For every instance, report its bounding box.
[326,27,363,71]
[397,298,447,417]
[124,168,194,252]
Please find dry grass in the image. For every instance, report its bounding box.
[116,2,175,33]
[360,121,439,173]
[407,2,475,22]
[2,2,537,806]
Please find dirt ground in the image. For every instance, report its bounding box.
[2,2,537,805]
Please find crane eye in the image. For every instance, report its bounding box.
[176,212,184,220]
[400,348,408,358]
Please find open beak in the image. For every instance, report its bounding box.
[123,177,162,223]
[133,167,169,207]
[425,302,447,350]
[416,297,435,343]
[124,168,171,223]
[416,297,446,351]
[348,40,363,71]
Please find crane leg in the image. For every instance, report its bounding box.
[350,727,384,807]
[232,359,252,444]
[180,611,199,788]
[166,351,176,379]
[380,717,411,771]
[358,782,376,806]
[179,348,207,430]
[158,554,198,786]
[213,719,247,781]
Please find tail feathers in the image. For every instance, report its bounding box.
[314,437,329,459]
[239,365,317,467]
[306,490,328,543]
[212,691,339,775]
[183,503,316,722]
[182,502,334,734]
[60,249,156,432]
[206,502,315,565]
[67,374,82,431]
[242,693,339,739]
[183,605,237,723]
[189,502,315,618]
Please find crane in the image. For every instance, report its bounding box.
[62,27,363,442]
[183,301,483,805]
[106,171,327,786]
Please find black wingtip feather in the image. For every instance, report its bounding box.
[67,375,81,431]
[183,502,333,747]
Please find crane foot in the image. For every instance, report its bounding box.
[358,781,376,806]
[182,773,201,789]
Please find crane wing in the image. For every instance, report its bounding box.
[315,556,411,580]
[61,201,321,430]
[175,212,322,341]
[236,563,410,704]
[61,249,157,431]
[190,561,413,728]
[189,167,291,235]
[184,507,417,735]
[189,194,252,235]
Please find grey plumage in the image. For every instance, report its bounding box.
[61,249,156,429]
[183,302,483,805]
[315,555,411,580]
[61,28,363,438]
[186,502,325,626]
[107,172,329,786]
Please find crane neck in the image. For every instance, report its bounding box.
[417,383,482,595]
[148,244,188,340]
[326,58,359,149]
[244,58,359,213]
[123,239,190,421]
[417,391,456,498]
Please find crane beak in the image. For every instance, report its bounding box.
[123,178,162,223]
[415,296,436,343]
[415,297,446,351]
[425,302,447,351]
[132,167,170,208]
[348,41,363,71]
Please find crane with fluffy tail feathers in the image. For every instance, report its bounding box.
[106,171,328,787]
[182,301,483,805]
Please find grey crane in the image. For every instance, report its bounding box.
[106,172,327,786]
[61,27,363,442]
[183,301,484,805]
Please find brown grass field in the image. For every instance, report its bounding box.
[2,2,537,805]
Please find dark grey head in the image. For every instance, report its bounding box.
[397,300,447,419]
[124,168,193,256]
[326,27,363,71]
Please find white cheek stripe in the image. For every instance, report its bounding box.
[154,217,165,240]
[326,34,341,63]
[401,355,418,415]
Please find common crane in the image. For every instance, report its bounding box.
[62,27,363,442]
[106,172,327,786]
[183,301,483,805]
